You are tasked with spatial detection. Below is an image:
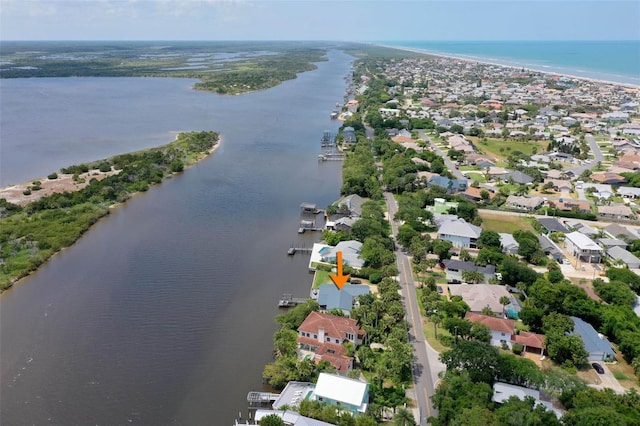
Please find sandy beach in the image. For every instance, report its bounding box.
[0,135,222,206]
[378,43,640,90]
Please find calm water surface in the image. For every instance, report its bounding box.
[0,50,353,425]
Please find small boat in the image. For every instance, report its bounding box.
[330,111,339,119]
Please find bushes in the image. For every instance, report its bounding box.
[0,131,219,290]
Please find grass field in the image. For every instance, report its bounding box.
[470,137,548,161]
[478,210,535,233]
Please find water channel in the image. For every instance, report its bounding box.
[0,49,354,425]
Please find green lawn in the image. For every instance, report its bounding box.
[465,172,486,183]
[313,269,333,289]
[470,137,548,160]
[478,211,535,233]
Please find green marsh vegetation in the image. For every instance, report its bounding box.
[0,131,219,290]
[1,41,335,94]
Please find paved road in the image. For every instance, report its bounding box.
[416,130,466,180]
[384,191,441,425]
[567,134,604,176]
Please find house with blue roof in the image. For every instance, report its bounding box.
[317,284,370,315]
[570,316,616,362]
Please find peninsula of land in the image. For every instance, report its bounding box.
[0,130,220,291]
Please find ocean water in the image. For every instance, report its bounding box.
[382,40,640,86]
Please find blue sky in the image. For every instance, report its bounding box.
[1,0,639,41]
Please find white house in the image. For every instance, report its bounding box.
[312,373,369,415]
[437,218,482,248]
[465,312,515,349]
[565,232,603,263]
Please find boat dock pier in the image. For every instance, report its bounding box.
[278,293,308,307]
[247,391,279,407]
[318,153,345,161]
[287,246,313,255]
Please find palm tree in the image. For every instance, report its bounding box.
[499,295,510,318]
[393,407,417,426]
[461,270,484,284]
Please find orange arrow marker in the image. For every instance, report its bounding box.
[329,250,350,290]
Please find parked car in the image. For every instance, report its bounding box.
[592,362,605,374]
[437,286,443,294]
[350,279,361,285]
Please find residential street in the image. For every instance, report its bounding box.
[416,129,466,180]
[567,134,604,176]
[384,191,444,425]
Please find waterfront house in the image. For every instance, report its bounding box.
[564,232,602,263]
[246,409,335,426]
[311,373,369,415]
[342,127,357,145]
[331,217,358,233]
[335,194,366,217]
[320,240,365,270]
[437,218,482,249]
[570,316,616,362]
[316,283,370,315]
[297,312,365,373]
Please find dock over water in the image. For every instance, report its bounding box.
[247,391,279,407]
[278,293,307,307]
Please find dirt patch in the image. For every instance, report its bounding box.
[0,170,120,206]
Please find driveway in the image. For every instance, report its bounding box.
[589,363,626,394]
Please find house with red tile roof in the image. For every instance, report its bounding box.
[465,312,515,349]
[297,312,365,373]
[511,331,546,355]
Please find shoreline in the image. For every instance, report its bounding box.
[0,132,221,291]
[0,133,222,206]
[375,43,640,90]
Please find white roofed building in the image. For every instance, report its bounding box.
[565,232,603,263]
[312,373,369,415]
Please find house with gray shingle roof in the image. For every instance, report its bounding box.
[570,316,616,362]
[437,218,482,248]
[499,233,519,254]
[607,246,640,269]
[317,284,370,315]
[605,223,638,242]
[502,171,535,185]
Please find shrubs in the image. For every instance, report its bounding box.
[47,172,58,180]
[512,343,524,355]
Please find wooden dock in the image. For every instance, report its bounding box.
[318,154,345,161]
[278,293,307,307]
[247,391,279,406]
[298,227,324,234]
[288,246,313,255]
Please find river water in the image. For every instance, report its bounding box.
[0,49,354,425]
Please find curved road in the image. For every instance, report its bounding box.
[385,191,441,425]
